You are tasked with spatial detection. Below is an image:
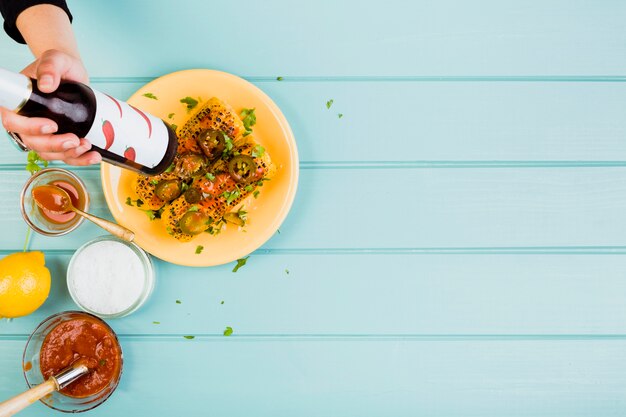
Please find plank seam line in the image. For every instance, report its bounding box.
[89,76,626,83]
[2,334,626,341]
[4,161,626,172]
[5,247,626,256]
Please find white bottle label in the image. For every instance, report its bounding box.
[85,89,169,168]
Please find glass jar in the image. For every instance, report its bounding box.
[22,311,123,413]
[67,235,155,318]
[20,167,90,236]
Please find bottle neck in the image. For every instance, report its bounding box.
[0,67,33,111]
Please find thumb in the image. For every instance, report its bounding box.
[35,50,74,93]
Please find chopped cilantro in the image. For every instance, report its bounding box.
[195,245,204,254]
[142,206,164,221]
[251,144,265,158]
[276,76,284,81]
[326,99,334,109]
[170,123,178,131]
[187,205,200,212]
[232,256,249,272]
[220,301,224,305]
[164,163,175,173]
[205,172,216,181]
[26,151,48,175]
[244,184,254,192]
[253,190,260,199]
[150,179,159,185]
[180,96,199,111]
[153,321,160,325]
[240,108,257,136]
[338,113,344,119]
[223,326,233,336]
[143,92,158,100]
[125,197,144,207]
[168,113,175,119]
[222,133,234,156]
[180,182,189,193]
[277,229,281,234]
[99,359,106,366]
[176,300,182,304]
[183,335,195,340]
[221,188,241,205]
[166,226,175,236]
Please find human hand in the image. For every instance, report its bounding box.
[0,49,101,165]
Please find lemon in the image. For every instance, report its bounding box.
[0,251,51,318]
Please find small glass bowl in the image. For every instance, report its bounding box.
[22,311,123,413]
[20,167,90,236]
[67,235,155,319]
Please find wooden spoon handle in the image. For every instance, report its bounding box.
[0,379,56,417]
[75,209,135,242]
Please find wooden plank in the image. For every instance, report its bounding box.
[3,167,626,250]
[3,1,626,77]
[2,337,626,416]
[0,0,616,76]
[3,81,626,165]
[4,253,626,337]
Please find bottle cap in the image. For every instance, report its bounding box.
[0,67,32,111]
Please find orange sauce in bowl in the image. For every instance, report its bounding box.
[34,181,82,224]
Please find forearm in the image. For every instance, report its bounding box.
[16,4,80,59]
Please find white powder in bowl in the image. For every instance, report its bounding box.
[69,240,146,315]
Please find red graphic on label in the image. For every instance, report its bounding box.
[130,105,152,138]
[124,147,136,161]
[102,120,115,150]
[105,94,123,117]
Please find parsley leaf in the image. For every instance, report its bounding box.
[176,300,182,304]
[338,113,344,119]
[195,245,204,254]
[26,151,48,175]
[180,96,199,111]
[223,326,233,336]
[253,190,260,199]
[150,179,159,185]
[168,113,175,119]
[220,301,224,305]
[326,99,334,109]
[232,256,249,272]
[170,123,178,131]
[143,92,158,100]
[276,76,284,81]
[240,108,257,136]
[183,335,195,340]
[205,172,216,181]
[251,144,265,158]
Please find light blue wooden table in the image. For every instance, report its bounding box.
[2,1,626,415]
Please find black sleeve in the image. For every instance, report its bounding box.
[0,0,73,44]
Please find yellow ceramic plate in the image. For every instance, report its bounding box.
[101,69,298,267]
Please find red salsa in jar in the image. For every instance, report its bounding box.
[39,315,122,398]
